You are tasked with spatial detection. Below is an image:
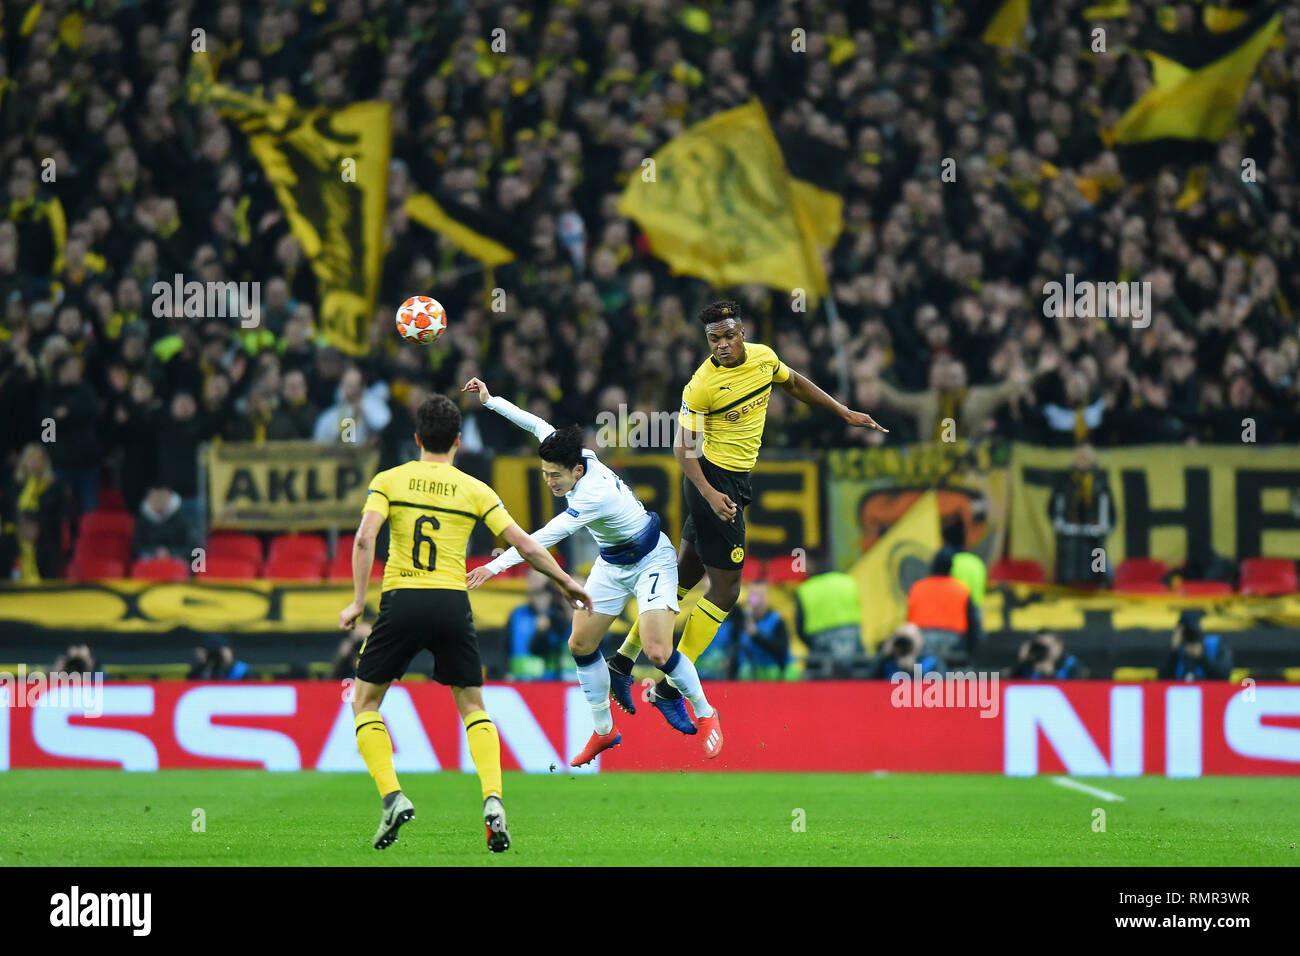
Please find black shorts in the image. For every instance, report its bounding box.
[681,455,752,569]
[356,588,482,687]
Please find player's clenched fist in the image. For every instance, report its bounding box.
[338,599,364,630]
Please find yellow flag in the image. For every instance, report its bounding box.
[849,490,942,652]
[188,54,390,356]
[979,0,1030,49]
[1105,6,1280,150]
[403,192,517,267]
[616,99,838,303]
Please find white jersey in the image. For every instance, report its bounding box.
[483,396,654,574]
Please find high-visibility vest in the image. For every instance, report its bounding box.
[795,572,862,636]
[950,551,986,607]
[906,575,970,632]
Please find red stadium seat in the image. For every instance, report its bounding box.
[741,559,766,583]
[1115,580,1168,595]
[1240,558,1298,597]
[70,556,126,581]
[96,486,126,511]
[1177,580,1233,597]
[196,555,260,579]
[467,554,495,571]
[263,555,326,581]
[131,557,190,581]
[988,559,1045,585]
[764,554,808,583]
[1114,558,1169,589]
[74,531,132,564]
[267,533,327,566]
[327,550,384,582]
[206,532,264,565]
[81,510,134,538]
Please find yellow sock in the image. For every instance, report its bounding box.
[618,585,690,659]
[354,710,400,797]
[678,597,728,663]
[464,710,503,801]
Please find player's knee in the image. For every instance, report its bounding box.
[567,633,596,657]
[644,645,672,669]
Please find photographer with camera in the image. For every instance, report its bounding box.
[871,623,944,680]
[507,570,573,679]
[1159,611,1233,681]
[704,583,789,680]
[1010,630,1084,679]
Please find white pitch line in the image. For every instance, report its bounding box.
[1052,776,1126,802]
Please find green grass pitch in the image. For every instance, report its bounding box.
[2,771,1296,866]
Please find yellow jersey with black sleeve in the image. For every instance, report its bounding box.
[677,342,791,472]
[363,460,514,592]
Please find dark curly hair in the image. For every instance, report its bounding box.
[698,300,743,327]
[416,395,461,453]
[538,425,585,471]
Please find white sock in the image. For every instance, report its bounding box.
[574,651,614,734]
[662,651,714,719]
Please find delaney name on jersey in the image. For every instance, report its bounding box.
[408,478,458,497]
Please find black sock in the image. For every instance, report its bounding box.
[382,790,401,809]
[608,653,633,675]
[655,677,681,700]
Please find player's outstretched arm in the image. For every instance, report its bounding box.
[779,368,889,433]
[499,522,593,612]
[467,506,590,587]
[339,509,384,629]
[463,377,556,442]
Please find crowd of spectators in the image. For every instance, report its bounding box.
[2,0,1299,581]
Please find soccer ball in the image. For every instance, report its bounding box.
[395,295,447,344]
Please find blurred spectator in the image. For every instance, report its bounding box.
[507,571,572,679]
[155,391,204,530]
[1011,630,1085,679]
[1,443,68,581]
[906,548,983,664]
[38,354,100,516]
[314,366,391,444]
[1049,444,1114,587]
[795,570,869,678]
[188,635,250,680]
[702,583,790,679]
[132,484,199,562]
[268,369,320,440]
[1158,612,1233,681]
[871,623,943,680]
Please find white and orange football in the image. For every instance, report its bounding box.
[395,295,447,344]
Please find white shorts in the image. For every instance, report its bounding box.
[585,533,679,617]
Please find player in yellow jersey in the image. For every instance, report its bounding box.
[337,395,592,852]
[607,300,888,731]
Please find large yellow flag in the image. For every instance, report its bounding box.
[617,99,840,303]
[1104,3,1280,161]
[188,54,390,356]
[849,490,942,652]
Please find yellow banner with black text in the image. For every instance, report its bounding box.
[1009,444,1300,570]
[207,441,378,530]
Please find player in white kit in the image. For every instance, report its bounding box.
[462,378,723,763]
